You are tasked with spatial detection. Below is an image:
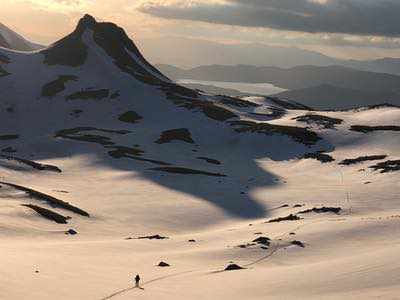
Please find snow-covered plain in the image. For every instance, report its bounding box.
[0,15,399,300]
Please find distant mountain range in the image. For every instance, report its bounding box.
[158,64,400,109]
[138,36,338,69]
[274,84,399,110]
[0,23,41,51]
[140,36,400,76]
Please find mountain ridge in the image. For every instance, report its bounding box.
[0,22,41,51]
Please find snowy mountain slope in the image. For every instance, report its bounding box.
[0,22,41,51]
[0,14,400,300]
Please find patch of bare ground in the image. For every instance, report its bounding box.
[155,128,194,144]
[157,261,170,267]
[166,94,237,122]
[298,207,342,215]
[137,234,169,240]
[0,155,62,172]
[118,111,143,124]
[350,125,400,133]
[22,204,70,224]
[252,236,271,246]
[303,152,335,163]
[0,134,19,140]
[107,146,171,166]
[230,120,321,145]
[41,75,78,97]
[340,155,387,165]
[66,89,110,101]
[150,167,227,177]
[370,160,400,173]
[70,109,83,117]
[291,240,305,248]
[56,127,130,136]
[196,157,221,165]
[55,127,130,146]
[224,264,245,271]
[293,114,343,129]
[267,214,302,223]
[0,182,90,217]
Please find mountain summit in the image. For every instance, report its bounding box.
[44,15,167,78]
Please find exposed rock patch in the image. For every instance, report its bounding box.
[155,128,194,144]
[293,114,343,129]
[108,146,171,166]
[0,134,19,140]
[298,207,341,215]
[0,182,90,217]
[150,167,226,177]
[197,157,221,165]
[137,234,169,240]
[41,75,78,97]
[66,229,78,235]
[340,155,387,165]
[370,160,400,173]
[224,264,245,271]
[252,237,271,246]
[0,155,62,172]
[66,89,110,101]
[22,204,70,224]
[303,152,335,163]
[167,94,237,122]
[291,240,305,248]
[267,214,302,223]
[230,120,321,145]
[118,111,143,124]
[350,125,400,133]
[55,127,130,146]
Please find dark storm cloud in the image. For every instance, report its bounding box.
[138,0,400,37]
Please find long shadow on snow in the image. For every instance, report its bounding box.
[0,124,334,220]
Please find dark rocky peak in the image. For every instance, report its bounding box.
[41,15,97,67]
[77,14,97,32]
[40,14,197,98]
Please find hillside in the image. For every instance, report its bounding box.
[0,22,41,51]
[1,14,400,300]
[273,84,399,110]
[158,64,400,108]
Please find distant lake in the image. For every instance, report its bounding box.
[177,79,287,95]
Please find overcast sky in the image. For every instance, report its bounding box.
[1,0,400,60]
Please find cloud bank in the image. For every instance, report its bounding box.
[138,0,400,37]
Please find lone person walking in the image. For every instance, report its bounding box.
[134,274,141,288]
